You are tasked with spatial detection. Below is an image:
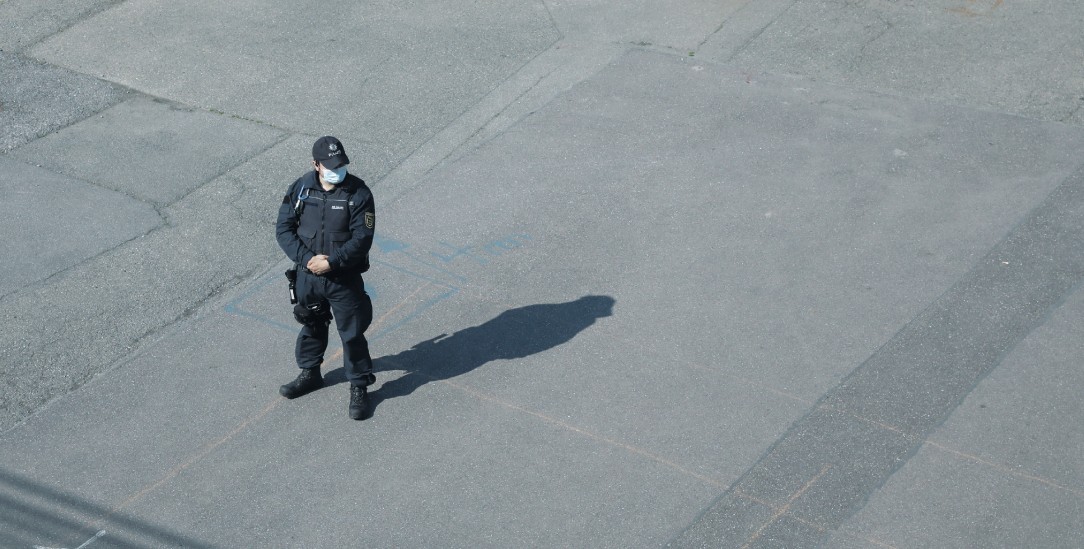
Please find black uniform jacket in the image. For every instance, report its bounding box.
[276,171,375,277]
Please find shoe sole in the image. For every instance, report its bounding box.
[279,382,324,399]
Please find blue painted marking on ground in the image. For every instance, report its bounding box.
[375,233,467,282]
[224,272,276,311]
[432,240,489,266]
[369,257,458,288]
[224,304,298,335]
[373,234,410,253]
[223,275,298,335]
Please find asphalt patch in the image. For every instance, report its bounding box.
[0,51,126,152]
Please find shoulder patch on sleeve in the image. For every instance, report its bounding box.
[364,212,375,229]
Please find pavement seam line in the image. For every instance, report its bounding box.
[93,345,346,530]
[449,284,1084,502]
[161,126,294,210]
[18,0,127,54]
[102,397,283,522]
[377,31,564,195]
[227,271,1084,506]
[408,287,737,488]
[740,464,831,549]
[922,440,1084,499]
[117,248,1078,543]
[370,282,432,332]
[380,56,568,207]
[538,0,566,43]
[636,332,1084,503]
[0,217,162,304]
[724,0,799,62]
[730,488,901,549]
[375,354,727,489]
[338,285,730,492]
[91,269,430,524]
[435,66,561,174]
[695,0,757,50]
[670,167,1084,546]
[439,376,730,489]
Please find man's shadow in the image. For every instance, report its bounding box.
[326,295,615,414]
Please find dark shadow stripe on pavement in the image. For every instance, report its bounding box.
[669,165,1084,548]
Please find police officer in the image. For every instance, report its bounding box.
[276,136,376,420]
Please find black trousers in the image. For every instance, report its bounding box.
[295,269,374,387]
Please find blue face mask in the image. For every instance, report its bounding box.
[322,165,347,184]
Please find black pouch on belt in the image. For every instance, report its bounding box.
[293,302,332,326]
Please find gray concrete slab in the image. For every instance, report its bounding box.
[0,135,300,432]
[9,96,287,205]
[929,287,1084,494]
[0,310,292,548]
[6,44,1084,548]
[404,49,1084,402]
[0,0,118,53]
[28,0,561,181]
[1,285,724,548]
[545,0,750,52]
[700,0,1084,125]
[667,111,1084,547]
[0,155,161,298]
[823,276,1079,546]
[376,38,627,203]
[0,469,213,549]
[0,51,126,152]
[826,280,1084,547]
[4,0,1084,547]
[828,431,1084,548]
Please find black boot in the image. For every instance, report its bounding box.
[349,385,370,420]
[279,367,324,399]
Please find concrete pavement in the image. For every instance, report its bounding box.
[2,0,1082,547]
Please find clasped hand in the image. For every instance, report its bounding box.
[307,254,332,275]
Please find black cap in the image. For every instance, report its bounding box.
[312,136,350,169]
